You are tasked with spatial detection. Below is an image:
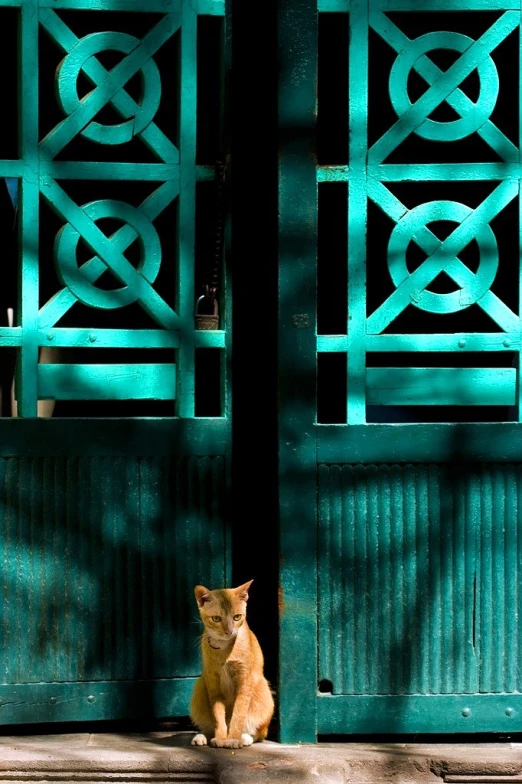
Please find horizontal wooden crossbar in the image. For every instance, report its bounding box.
[318,334,520,352]
[318,0,349,9]
[367,368,515,406]
[317,694,522,735]
[366,334,519,352]
[0,419,230,456]
[0,162,215,181]
[43,163,180,181]
[317,424,522,463]
[0,0,225,13]
[40,329,181,349]
[318,163,522,182]
[0,328,226,349]
[377,0,519,9]
[0,679,198,725]
[38,364,176,400]
[318,0,520,10]
[1,0,507,9]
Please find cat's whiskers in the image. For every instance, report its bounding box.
[192,630,208,649]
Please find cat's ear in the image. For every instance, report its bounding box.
[233,580,253,601]
[194,585,211,607]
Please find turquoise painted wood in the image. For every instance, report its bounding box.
[0,448,227,722]
[0,0,230,723]
[279,0,522,740]
[13,0,228,412]
[319,465,521,698]
[38,364,177,400]
[278,0,318,745]
[365,368,516,406]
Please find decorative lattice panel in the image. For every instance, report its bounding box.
[0,0,226,417]
[317,0,520,423]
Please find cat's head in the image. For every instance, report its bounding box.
[194,580,253,642]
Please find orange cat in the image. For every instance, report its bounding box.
[190,580,274,748]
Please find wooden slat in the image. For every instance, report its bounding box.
[196,164,217,181]
[347,2,368,424]
[41,162,180,181]
[38,364,176,400]
[317,164,522,182]
[365,334,520,352]
[518,28,522,421]
[0,160,22,177]
[317,694,522,734]
[38,0,181,9]
[0,328,22,347]
[197,0,225,13]
[368,368,515,406]
[376,0,519,9]
[318,0,349,9]
[37,329,180,349]
[32,328,226,350]
[0,679,197,724]
[0,419,229,457]
[176,1,198,418]
[317,424,522,464]
[39,0,225,10]
[18,0,40,417]
[317,165,350,182]
[369,163,522,181]
[318,334,521,352]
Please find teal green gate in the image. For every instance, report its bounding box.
[279,0,522,741]
[0,0,230,723]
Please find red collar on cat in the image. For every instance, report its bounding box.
[207,636,223,650]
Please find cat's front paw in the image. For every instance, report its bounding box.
[210,737,243,749]
[191,734,208,746]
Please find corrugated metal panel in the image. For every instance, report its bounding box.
[0,456,226,685]
[318,463,520,696]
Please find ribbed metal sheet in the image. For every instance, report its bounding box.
[318,463,521,696]
[0,456,226,684]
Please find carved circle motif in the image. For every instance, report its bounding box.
[56,31,162,145]
[389,31,499,141]
[55,199,162,310]
[387,200,499,314]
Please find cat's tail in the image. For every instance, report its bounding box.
[255,721,270,742]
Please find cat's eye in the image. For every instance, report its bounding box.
[233,614,242,621]
[211,616,221,623]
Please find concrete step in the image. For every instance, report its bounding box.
[0,734,519,784]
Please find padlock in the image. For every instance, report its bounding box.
[195,295,219,330]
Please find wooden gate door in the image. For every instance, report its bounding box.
[0,0,230,724]
[279,0,522,742]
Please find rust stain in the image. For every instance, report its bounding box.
[278,585,285,614]
[248,762,268,770]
